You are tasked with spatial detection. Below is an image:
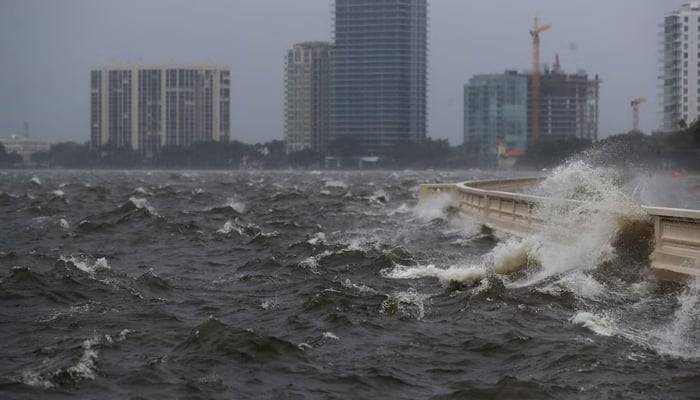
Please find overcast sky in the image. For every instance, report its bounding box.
[0,0,685,145]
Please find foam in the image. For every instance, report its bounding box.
[385,263,487,286]
[60,255,111,274]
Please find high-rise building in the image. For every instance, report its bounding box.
[91,65,231,156]
[659,2,700,131]
[330,0,428,156]
[284,42,331,154]
[464,68,599,166]
[464,71,529,167]
[535,69,600,141]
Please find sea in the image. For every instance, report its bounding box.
[0,164,699,399]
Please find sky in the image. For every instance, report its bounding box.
[0,0,685,145]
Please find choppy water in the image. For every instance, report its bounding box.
[0,168,698,399]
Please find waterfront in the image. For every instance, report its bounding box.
[0,168,698,399]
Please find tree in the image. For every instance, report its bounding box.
[0,143,23,167]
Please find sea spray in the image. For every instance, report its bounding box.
[653,279,700,359]
[413,191,454,221]
[509,161,645,286]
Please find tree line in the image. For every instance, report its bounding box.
[3,123,699,170]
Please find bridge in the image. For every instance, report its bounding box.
[419,177,700,283]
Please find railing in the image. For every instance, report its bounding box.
[419,178,700,282]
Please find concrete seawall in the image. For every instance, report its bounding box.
[419,178,700,282]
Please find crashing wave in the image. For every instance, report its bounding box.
[413,192,454,221]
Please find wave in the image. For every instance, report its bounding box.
[385,264,488,286]
[136,270,172,292]
[380,288,428,320]
[78,197,161,230]
[19,335,103,389]
[174,318,304,363]
[208,198,246,215]
[52,336,100,384]
[59,255,111,275]
[413,192,454,222]
[324,180,348,189]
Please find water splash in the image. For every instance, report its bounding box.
[653,279,700,359]
[509,160,644,286]
[413,192,454,221]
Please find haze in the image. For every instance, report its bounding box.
[0,0,683,144]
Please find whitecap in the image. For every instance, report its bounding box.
[217,220,244,235]
[57,218,70,229]
[128,196,159,216]
[60,255,111,274]
[307,232,326,246]
[322,332,340,340]
[324,180,347,189]
[571,311,616,337]
[385,263,487,286]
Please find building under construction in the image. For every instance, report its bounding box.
[464,62,600,167]
[534,64,600,141]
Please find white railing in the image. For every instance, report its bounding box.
[419,178,700,282]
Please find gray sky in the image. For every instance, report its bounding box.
[0,0,683,145]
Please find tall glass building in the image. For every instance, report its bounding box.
[464,71,528,167]
[330,0,428,156]
[659,2,700,131]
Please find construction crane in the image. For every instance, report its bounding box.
[631,97,647,132]
[530,17,551,144]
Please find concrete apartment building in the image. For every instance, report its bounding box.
[284,42,331,154]
[330,0,428,156]
[464,67,600,167]
[659,2,700,131]
[91,65,231,156]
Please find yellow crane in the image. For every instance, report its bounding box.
[530,17,551,144]
[631,97,647,132]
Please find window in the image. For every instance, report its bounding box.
[685,61,689,68]
[685,52,689,58]
[685,16,689,22]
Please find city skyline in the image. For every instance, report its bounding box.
[0,0,687,144]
